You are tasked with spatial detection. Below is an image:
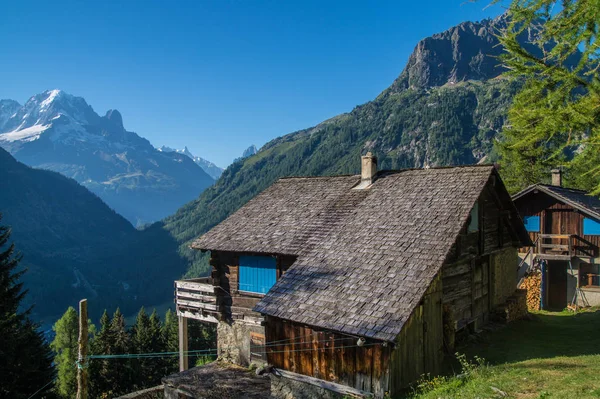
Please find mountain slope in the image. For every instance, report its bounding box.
[163,15,523,275]
[0,147,187,322]
[158,145,224,180]
[0,91,214,226]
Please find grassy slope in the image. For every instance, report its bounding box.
[411,310,600,399]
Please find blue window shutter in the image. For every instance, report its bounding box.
[584,218,600,235]
[239,256,276,294]
[523,216,540,232]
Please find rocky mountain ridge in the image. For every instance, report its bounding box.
[158,145,224,180]
[163,14,526,276]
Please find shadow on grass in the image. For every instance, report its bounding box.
[460,310,600,366]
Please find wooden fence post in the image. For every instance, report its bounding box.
[179,316,188,371]
[76,299,88,399]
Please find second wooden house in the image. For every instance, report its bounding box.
[513,169,600,310]
[175,155,531,398]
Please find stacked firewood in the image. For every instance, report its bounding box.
[518,272,542,311]
[492,289,529,323]
[504,289,528,322]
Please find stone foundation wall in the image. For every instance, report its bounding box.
[270,374,344,399]
[116,385,164,399]
[163,386,194,399]
[217,320,265,367]
[491,247,518,307]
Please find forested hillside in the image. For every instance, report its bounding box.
[164,16,523,276]
[0,147,187,322]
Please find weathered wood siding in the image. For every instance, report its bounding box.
[389,273,443,394]
[264,274,443,397]
[443,186,521,330]
[209,251,297,366]
[265,317,392,396]
[209,251,297,316]
[514,194,600,257]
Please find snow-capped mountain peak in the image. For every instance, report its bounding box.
[0,89,215,226]
[0,89,102,143]
[39,89,62,111]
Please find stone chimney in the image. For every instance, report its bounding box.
[551,168,562,187]
[356,152,377,189]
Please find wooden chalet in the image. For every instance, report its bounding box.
[513,169,600,310]
[175,154,531,398]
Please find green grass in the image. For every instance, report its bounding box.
[409,309,600,399]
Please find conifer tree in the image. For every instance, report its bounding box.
[108,308,132,395]
[51,307,79,398]
[131,307,152,388]
[496,0,600,192]
[162,309,179,374]
[89,310,112,398]
[0,215,55,399]
[148,309,165,383]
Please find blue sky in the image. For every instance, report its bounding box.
[1,0,506,167]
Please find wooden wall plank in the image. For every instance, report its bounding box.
[312,329,320,379]
[264,317,390,395]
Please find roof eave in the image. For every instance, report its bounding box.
[512,184,600,221]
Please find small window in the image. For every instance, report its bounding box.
[523,216,540,232]
[584,218,600,235]
[468,202,479,232]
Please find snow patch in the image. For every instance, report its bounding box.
[0,124,49,142]
[40,89,61,111]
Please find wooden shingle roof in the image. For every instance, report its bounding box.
[513,184,600,221]
[192,165,528,342]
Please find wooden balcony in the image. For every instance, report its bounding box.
[536,234,599,259]
[175,278,221,324]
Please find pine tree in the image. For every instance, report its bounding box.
[162,309,179,375]
[148,309,165,383]
[108,308,132,396]
[0,214,55,399]
[496,0,600,192]
[131,307,152,388]
[89,310,112,398]
[51,307,79,398]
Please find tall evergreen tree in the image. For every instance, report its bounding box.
[147,309,165,383]
[89,310,112,398]
[162,309,179,375]
[496,0,600,192]
[0,214,55,399]
[131,307,152,388]
[107,308,132,396]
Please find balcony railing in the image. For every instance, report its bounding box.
[536,234,598,259]
[175,278,220,323]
